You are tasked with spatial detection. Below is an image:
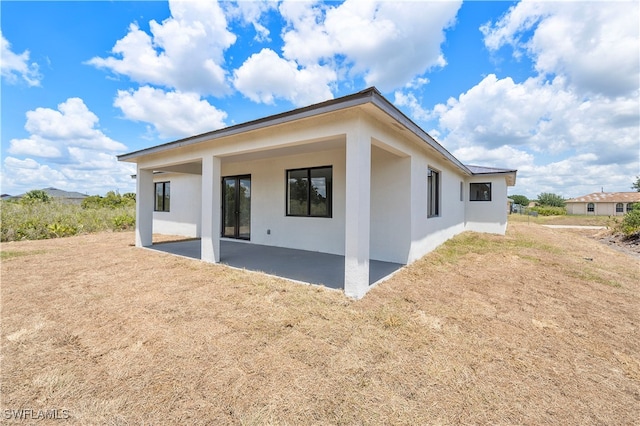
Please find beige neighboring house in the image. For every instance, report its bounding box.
[565,192,640,215]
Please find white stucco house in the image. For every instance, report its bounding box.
[566,192,640,215]
[118,87,516,298]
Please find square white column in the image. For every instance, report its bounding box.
[135,168,154,247]
[201,155,221,263]
[344,122,371,299]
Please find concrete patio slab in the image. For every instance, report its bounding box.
[148,239,403,290]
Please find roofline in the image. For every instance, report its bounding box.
[118,87,519,179]
[118,87,380,162]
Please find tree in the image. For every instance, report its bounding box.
[632,176,640,192]
[21,189,52,203]
[510,194,529,206]
[537,192,566,207]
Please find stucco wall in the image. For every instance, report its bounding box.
[407,156,467,263]
[464,176,508,234]
[140,109,512,267]
[221,147,347,255]
[567,202,629,216]
[153,173,201,237]
[370,145,411,263]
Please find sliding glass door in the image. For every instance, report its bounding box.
[222,175,251,240]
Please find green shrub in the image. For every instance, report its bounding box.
[617,208,640,237]
[112,213,135,230]
[21,189,52,204]
[1,199,136,242]
[530,206,567,216]
[81,191,136,209]
[537,192,566,208]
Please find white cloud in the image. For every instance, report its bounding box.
[481,1,639,98]
[433,74,639,162]
[429,1,640,198]
[233,48,336,107]
[279,0,461,91]
[114,86,228,139]
[0,32,42,86]
[1,155,136,196]
[2,157,68,191]
[2,99,134,196]
[7,137,62,158]
[393,91,431,122]
[516,157,638,199]
[224,0,278,42]
[232,1,460,106]
[87,0,235,96]
[8,98,127,158]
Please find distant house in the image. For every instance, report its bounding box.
[5,187,89,204]
[565,192,640,215]
[118,87,517,299]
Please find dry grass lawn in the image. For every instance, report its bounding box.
[1,222,639,425]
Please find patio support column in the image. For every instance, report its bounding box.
[136,167,154,247]
[344,119,371,299]
[201,155,221,263]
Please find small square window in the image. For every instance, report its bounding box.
[286,166,332,217]
[470,183,491,201]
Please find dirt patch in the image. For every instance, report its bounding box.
[596,232,640,259]
[1,223,639,425]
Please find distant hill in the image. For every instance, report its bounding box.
[3,187,89,204]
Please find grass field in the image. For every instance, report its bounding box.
[507,212,613,226]
[1,221,638,424]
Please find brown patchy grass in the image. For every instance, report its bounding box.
[1,222,639,425]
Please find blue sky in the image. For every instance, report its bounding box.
[2,0,638,199]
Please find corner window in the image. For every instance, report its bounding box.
[587,203,595,212]
[470,183,491,201]
[286,166,332,217]
[616,203,624,213]
[427,168,440,217]
[155,181,170,212]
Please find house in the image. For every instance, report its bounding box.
[118,87,516,299]
[565,192,640,215]
[3,187,88,204]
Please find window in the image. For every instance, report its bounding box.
[155,181,170,212]
[587,203,595,212]
[627,203,636,212]
[470,183,492,201]
[459,181,464,202]
[427,168,440,217]
[286,166,332,217]
[616,203,624,213]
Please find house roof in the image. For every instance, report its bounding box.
[118,87,516,183]
[466,165,517,185]
[566,192,640,203]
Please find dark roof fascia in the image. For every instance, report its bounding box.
[465,165,518,176]
[118,88,380,162]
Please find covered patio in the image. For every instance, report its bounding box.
[149,239,404,290]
